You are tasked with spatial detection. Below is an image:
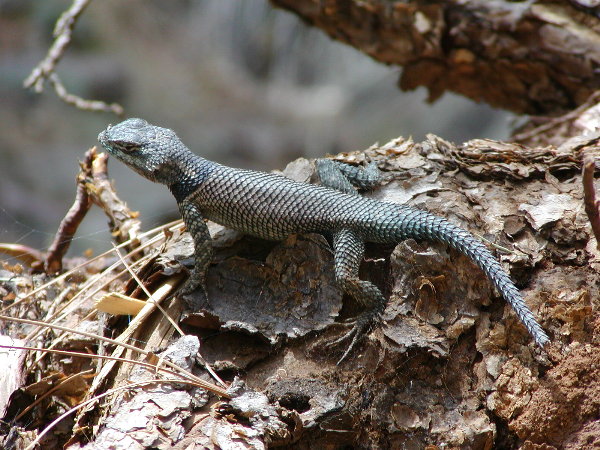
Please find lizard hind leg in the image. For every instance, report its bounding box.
[315,158,386,363]
[328,229,387,364]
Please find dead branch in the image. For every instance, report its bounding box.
[271,0,600,115]
[85,149,142,252]
[23,0,123,115]
[582,148,600,250]
[45,147,142,274]
[49,73,124,116]
[44,149,94,274]
[23,0,91,92]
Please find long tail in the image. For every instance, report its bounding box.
[396,205,550,348]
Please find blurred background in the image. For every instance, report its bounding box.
[0,0,512,256]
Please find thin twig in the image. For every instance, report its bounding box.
[89,150,142,253]
[23,0,92,91]
[45,146,141,273]
[0,314,230,398]
[49,73,124,115]
[44,148,94,274]
[582,149,600,250]
[23,0,124,115]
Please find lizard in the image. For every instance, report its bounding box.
[98,118,550,362]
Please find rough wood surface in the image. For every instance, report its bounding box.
[270,0,600,115]
[2,135,598,449]
[87,137,598,448]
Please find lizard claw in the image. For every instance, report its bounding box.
[177,276,209,310]
[323,320,371,365]
[178,278,200,296]
[177,265,208,296]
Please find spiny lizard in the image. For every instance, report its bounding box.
[98,118,550,361]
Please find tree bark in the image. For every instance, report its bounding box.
[66,136,600,448]
[4,2,600,449]
[271,0,600,115]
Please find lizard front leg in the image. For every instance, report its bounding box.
[329,160,382,191]
[178,198,213,306]
[315,159,382,193]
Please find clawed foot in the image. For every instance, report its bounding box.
[323,319,371,365]
[178,277,201,296]
[177,275,209,310]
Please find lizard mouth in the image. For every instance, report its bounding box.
[97,122,117,148]
[97,129,109,146]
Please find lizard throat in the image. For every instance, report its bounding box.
[168,162,214,202]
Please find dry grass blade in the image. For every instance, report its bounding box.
[1,342,218,427]
[22,255,149,346]
[1,219,183,314]
[13,368,94,422]
[108,244,228,387]
[16,220,183,349]
[0,344,196,381]
[0,314,229,398]
[112,243,185,335]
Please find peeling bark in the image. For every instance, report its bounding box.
[2,134,599,448]
[109,136,595,448]
[270,0,600,115]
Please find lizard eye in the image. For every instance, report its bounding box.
[114,141,139,152]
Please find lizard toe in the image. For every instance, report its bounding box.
[319,320,371,365]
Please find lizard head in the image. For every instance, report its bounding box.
[98,118,191,185]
